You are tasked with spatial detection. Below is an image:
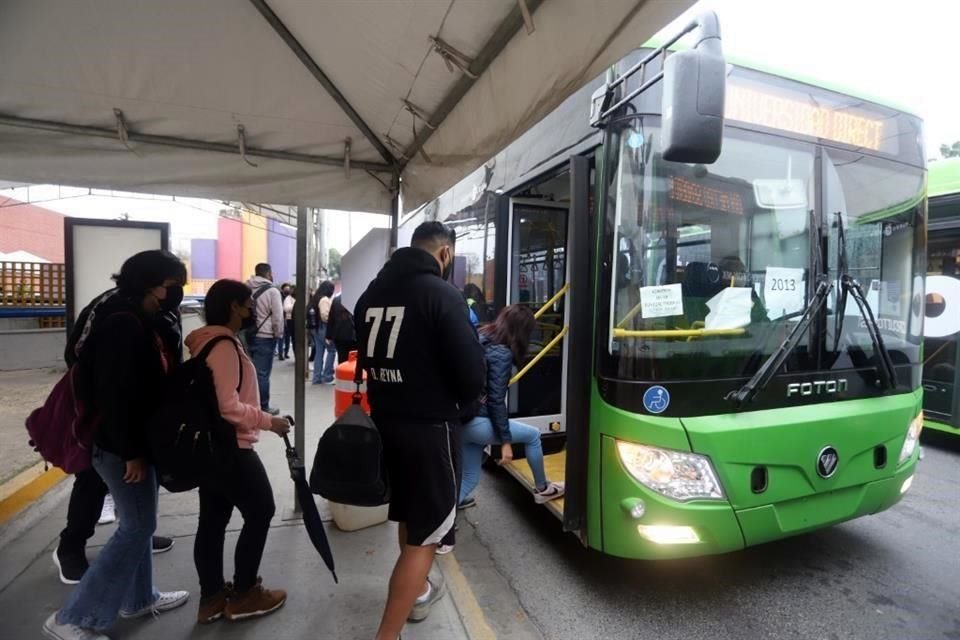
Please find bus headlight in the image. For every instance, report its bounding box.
[615,441,725,501]
[898,412,923,465]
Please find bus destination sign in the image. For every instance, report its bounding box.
[726,85,886,151]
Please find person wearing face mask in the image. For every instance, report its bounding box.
[354,221,485,640]
[184,279,291,624]
[44,250,191,640]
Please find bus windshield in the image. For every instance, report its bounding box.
[603,118,924,384]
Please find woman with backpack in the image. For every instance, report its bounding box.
[325,293,358,364]
[44,250,191,640]
[457,305,565,514]
[309,280,337,385]
[184,279,292,624]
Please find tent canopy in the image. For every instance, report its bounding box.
[0,0,692,214]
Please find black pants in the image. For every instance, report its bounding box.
[194,450,276,597]
[334,339,358,365]
[59,467,109,554]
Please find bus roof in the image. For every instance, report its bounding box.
[929,158,960,199]
[642,38,920,118]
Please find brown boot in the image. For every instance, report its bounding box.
[224,578,286,621]
[197,583,232,624]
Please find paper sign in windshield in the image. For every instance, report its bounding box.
[705,287,752,330]
[764,267,805,319]
[640,283,683,319]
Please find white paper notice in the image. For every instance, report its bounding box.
[764,267,806,319]
[640,283,684,319]
[705,288,753,330]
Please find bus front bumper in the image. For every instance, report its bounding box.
[599,437,918,560]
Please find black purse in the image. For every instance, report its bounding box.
[309,360,390,506]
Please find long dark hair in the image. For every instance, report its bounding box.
[113,250,186,297]
[480,305,537,364]
[204,279,252,326]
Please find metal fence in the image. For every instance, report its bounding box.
[0,261,66,328]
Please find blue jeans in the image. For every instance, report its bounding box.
[312,324,336,383]
[459,416,546,502]
[249,336,276,409]
[58,446,159,631]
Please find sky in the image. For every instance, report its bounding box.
[2,0,957,256]
[664,0,960,156]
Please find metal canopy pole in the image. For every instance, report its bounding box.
[248,0,398,169]
[293,204,309,512]
[0,114,392,174]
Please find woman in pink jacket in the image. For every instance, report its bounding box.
[185,280,291,625]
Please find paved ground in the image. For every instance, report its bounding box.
[459,432,960,640]
[0,368,58,483]
[6,356,956,640]
[0,361,541,640]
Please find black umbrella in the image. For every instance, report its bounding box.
[283,433,338,583]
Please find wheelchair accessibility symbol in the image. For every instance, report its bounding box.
[643,386,670,414]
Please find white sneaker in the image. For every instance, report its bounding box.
[119,590,190,619]
[435,544,454,555]
[97,495,116,526]
[534,482,565,504]
[42,612,109,640]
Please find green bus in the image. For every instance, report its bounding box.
[399,14,925,559]
[923,158,960,434]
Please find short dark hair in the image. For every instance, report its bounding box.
[255,263,272,277]
[316,280,335,299]
[411,221,456,251]
[204,279,252,326]
[113,250,186,296]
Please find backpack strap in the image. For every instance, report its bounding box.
[196,335,244,392]
[251,284,274,333]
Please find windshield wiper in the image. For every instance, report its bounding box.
[832,212,897,390]
[726,278,833,407]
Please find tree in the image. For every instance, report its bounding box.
[327,248,342,280]
[941,141,960,159]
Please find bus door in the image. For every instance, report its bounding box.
[505,198,571,438]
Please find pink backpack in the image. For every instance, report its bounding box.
[25,366,98,473]
[25,290,113,473]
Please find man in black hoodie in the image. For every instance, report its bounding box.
[355,221,485,639]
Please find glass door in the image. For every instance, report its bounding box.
[506,198,570,433]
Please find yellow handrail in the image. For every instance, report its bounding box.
[616,300,645,328]
[510,326,569,386]
[534,283,570,319]
[612,327,746,339]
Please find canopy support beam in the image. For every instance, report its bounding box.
[400,0,544,168]
[0,113,393,174]
[249,0,399,170]
[293,204,309,512]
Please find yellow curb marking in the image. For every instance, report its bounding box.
[438,552,497,640]
[0,463,66,527]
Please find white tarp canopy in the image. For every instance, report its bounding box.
[0,0,692,214]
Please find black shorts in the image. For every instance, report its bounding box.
[377,419,460,547]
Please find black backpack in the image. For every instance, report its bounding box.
[309,367,389,507]
[148,335,241,492]
[241,284,273,346]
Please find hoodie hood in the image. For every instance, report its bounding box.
[375,247,441,288]
[185,324,237,358]
[247,275,274,289]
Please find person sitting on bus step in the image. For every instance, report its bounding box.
[455,305,565,521]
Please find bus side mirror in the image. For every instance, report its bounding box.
[660,17,726,164]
